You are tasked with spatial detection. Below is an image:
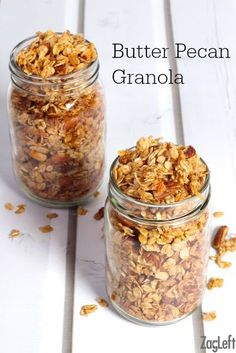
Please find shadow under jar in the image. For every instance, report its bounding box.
[8,36,105,207]
[105,158,211,325]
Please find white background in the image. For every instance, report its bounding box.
[0,1,235,352]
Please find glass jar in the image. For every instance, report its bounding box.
[8,36,105,207]
[105,157,211,325]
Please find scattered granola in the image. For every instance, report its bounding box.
[202,311,217,321]
[39,225,54,233]
[96,297,109,307]
[94,191,100,198]
[15,204,26,214]
[4,202,14,211]
[211,226,236,268]
[80,304,97,316]
[9,229,21,238]
[9,30,105,205]
[46,213,59,219]
[106,137,211,324]
[77,207,88,216]
[213,211,224,218]
[207,277,224,290]
[94,207,104,220]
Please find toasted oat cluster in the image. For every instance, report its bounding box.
[207,277,224,290]
[106,137,210,324]
[113,137,208,204]
[80,304,97,316]
[10,31,105,204]
[202,311,217,321]
[16,30,97,78]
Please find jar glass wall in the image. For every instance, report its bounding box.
[105,158,211,325]
[8,34,105,207]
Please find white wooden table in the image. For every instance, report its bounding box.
[0,1,235,352]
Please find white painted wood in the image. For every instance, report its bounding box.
[170,0,236,348]
[0,1,80,352]
[73,1,196,353]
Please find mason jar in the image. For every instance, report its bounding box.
[105,157,211,325]
[8,35,105,207]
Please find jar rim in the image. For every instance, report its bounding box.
[9,33,99,85]
[109,149,210,209]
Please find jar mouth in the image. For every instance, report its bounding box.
[9,33,99,91]
[109,150,210,210]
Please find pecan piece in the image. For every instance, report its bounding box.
[213,225,228,249]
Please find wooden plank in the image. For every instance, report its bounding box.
[0,1,80,352]
[72,1,196,353]
[170,0,236,347]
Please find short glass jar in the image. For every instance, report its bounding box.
[8,35,105,207]
[105,157,211,325]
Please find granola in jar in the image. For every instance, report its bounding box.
[105,137,211,325]
[8,31,105,207]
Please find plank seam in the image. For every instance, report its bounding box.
[163,0,185,145]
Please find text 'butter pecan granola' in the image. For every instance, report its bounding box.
[106,136,210,324]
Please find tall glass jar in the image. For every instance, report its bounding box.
[8,36,105,207]
[105,157,211,325]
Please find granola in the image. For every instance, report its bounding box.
[9,229,21,238]
[80,304,97,316]
[77,207,88,216]
[202,311,217,321]
[211,226,236,268]
[9,31,105,205]
[4,202,14,211]
[213,211,224,218]
[106,137,210,324]
[96,297,109,307]
[94,207,104,220]
[207,277,224,290]
[15,204,26,214]
[46,213,58,219]
[113,137,208,204]
[39,225,54,233]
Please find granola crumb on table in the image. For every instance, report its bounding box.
[9,229,21,238]
[202,311,217,321]
[106,136,210,324]
[77,207,88,216]
[9,30,105,204]
[94,207,104,220]
[96,297,109,307]
[4,202,14,211]
[38,225,54,233]
[211,225,236,268]
[15,204,26,214]
[46,213,59,219]
[207,277,224,290]
[80,304,97,316]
